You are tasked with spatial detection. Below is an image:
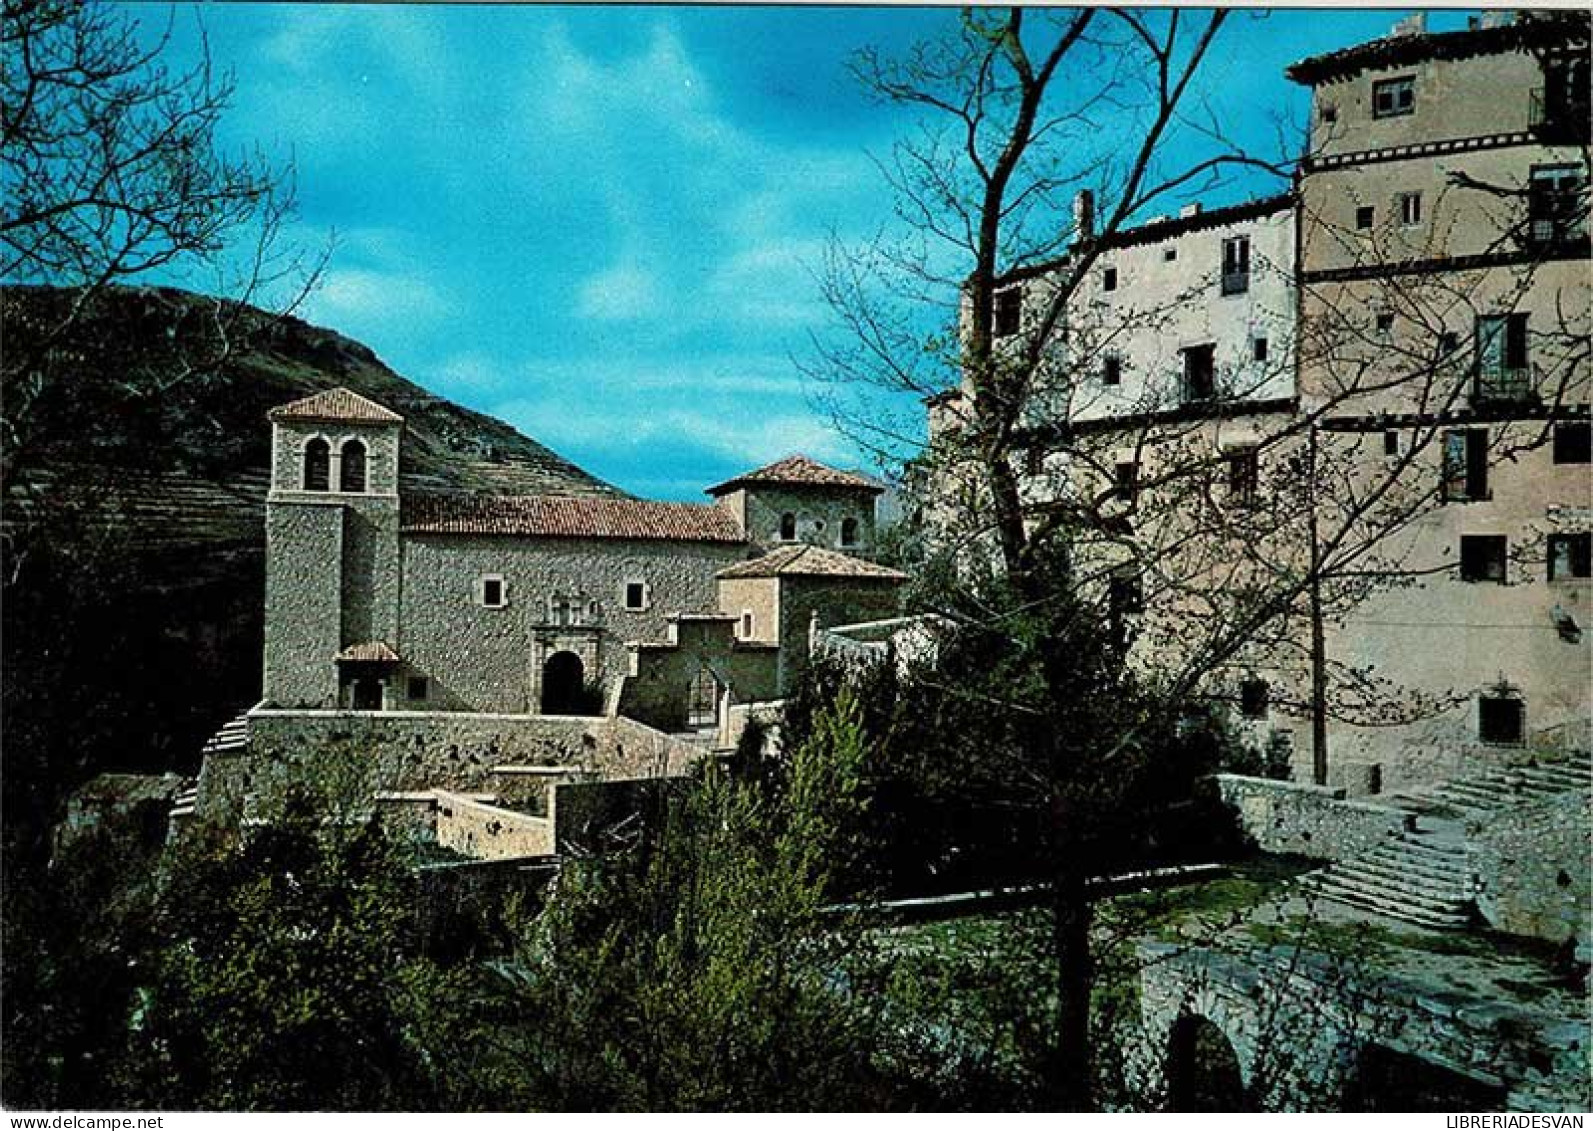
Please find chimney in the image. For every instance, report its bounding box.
[1073,189,1095,242]
[1390,12,1427,37]
[1179,202,1203,220]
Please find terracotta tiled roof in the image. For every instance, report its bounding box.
[402,493,748,543]
[335,641,400,662]
[269,387,404,424]
[705,455,883,496]
[1286,15,1586,85]
[717,544,907,581]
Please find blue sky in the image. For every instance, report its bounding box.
[141,5,1474,500]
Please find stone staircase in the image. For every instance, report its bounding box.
[169,710,251,836]
[1303,751,1590,931]
[1303,827,1474,930]
[1384,751,1591,820]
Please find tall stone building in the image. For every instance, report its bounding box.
[925,10,1590,792]
[262,387,900,722]
[1290,10,1590,786]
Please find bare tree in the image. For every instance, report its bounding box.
[808,6,1589,1110]
[1,0,323,485]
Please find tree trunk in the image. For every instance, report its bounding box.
[1050,860,1094,1110]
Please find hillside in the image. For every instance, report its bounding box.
[0,285,624,848]
[3,285,622,552]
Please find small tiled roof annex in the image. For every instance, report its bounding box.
[705,455,883,497]
[402,493,747,543]
[335,641,401,662]
[268,387,404,424]
[716,544,907,581]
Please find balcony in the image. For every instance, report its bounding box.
[1220,270,1250,297]
[1473,365,1537,407]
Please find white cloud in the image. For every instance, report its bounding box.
[575,262,663,323]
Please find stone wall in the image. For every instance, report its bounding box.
[1468,789,1592,953]
[432,789,554,860]
[1214,773,1409,862]
[263,502,344,708]
[1136,939,1590,1112]
[398,534,746,713]
[776,575,903,693]
[197,708,703,825]
[620,617,780,735]
[728,483,878,556]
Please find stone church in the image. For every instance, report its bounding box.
[261,386,903,731]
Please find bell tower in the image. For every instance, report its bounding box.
[262,387,403,708]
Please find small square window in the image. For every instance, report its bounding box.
[1375,311,1395,334]
[1103,266,1118,293]
[1553,421,1591,464]
[1373,75,1415,119]
[1163,247,1178,262]
[1239,678,1269,720]
[1398,191,1422,226]
[479,576,507,608]
[408,676,429,701]
[1252,337,1269,363]
[1458,535,1507,584]
[1320,102,1338,124]
[1383,430,1399,457]
[1548,532,1591,580]
[1438,331,1460,356]
[1478,695,1524,745]
[995,288,1022,337]
[624,581,649,611]
[1103,356,1122,386]
[1356,206,1376,231]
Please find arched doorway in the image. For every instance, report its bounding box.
[1166,1014,1247,1112]
[686,664,722,730]
[541,651,585,715]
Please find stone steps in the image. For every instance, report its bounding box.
[1301,874,1473,931]
[1307,828,1474,930]
[1386,753,1590,819]
[1309,751,1588,929]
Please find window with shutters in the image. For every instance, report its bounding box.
[1373,75,1415,118]
[1226,448,1259,505]
[1527,164,1587,246]
[1474,314,1531,403]
[1441,429,1488,503]
[1398,191,1422,226]
[1221,236,1250,296]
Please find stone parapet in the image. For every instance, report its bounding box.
[1215,773,1410,862]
